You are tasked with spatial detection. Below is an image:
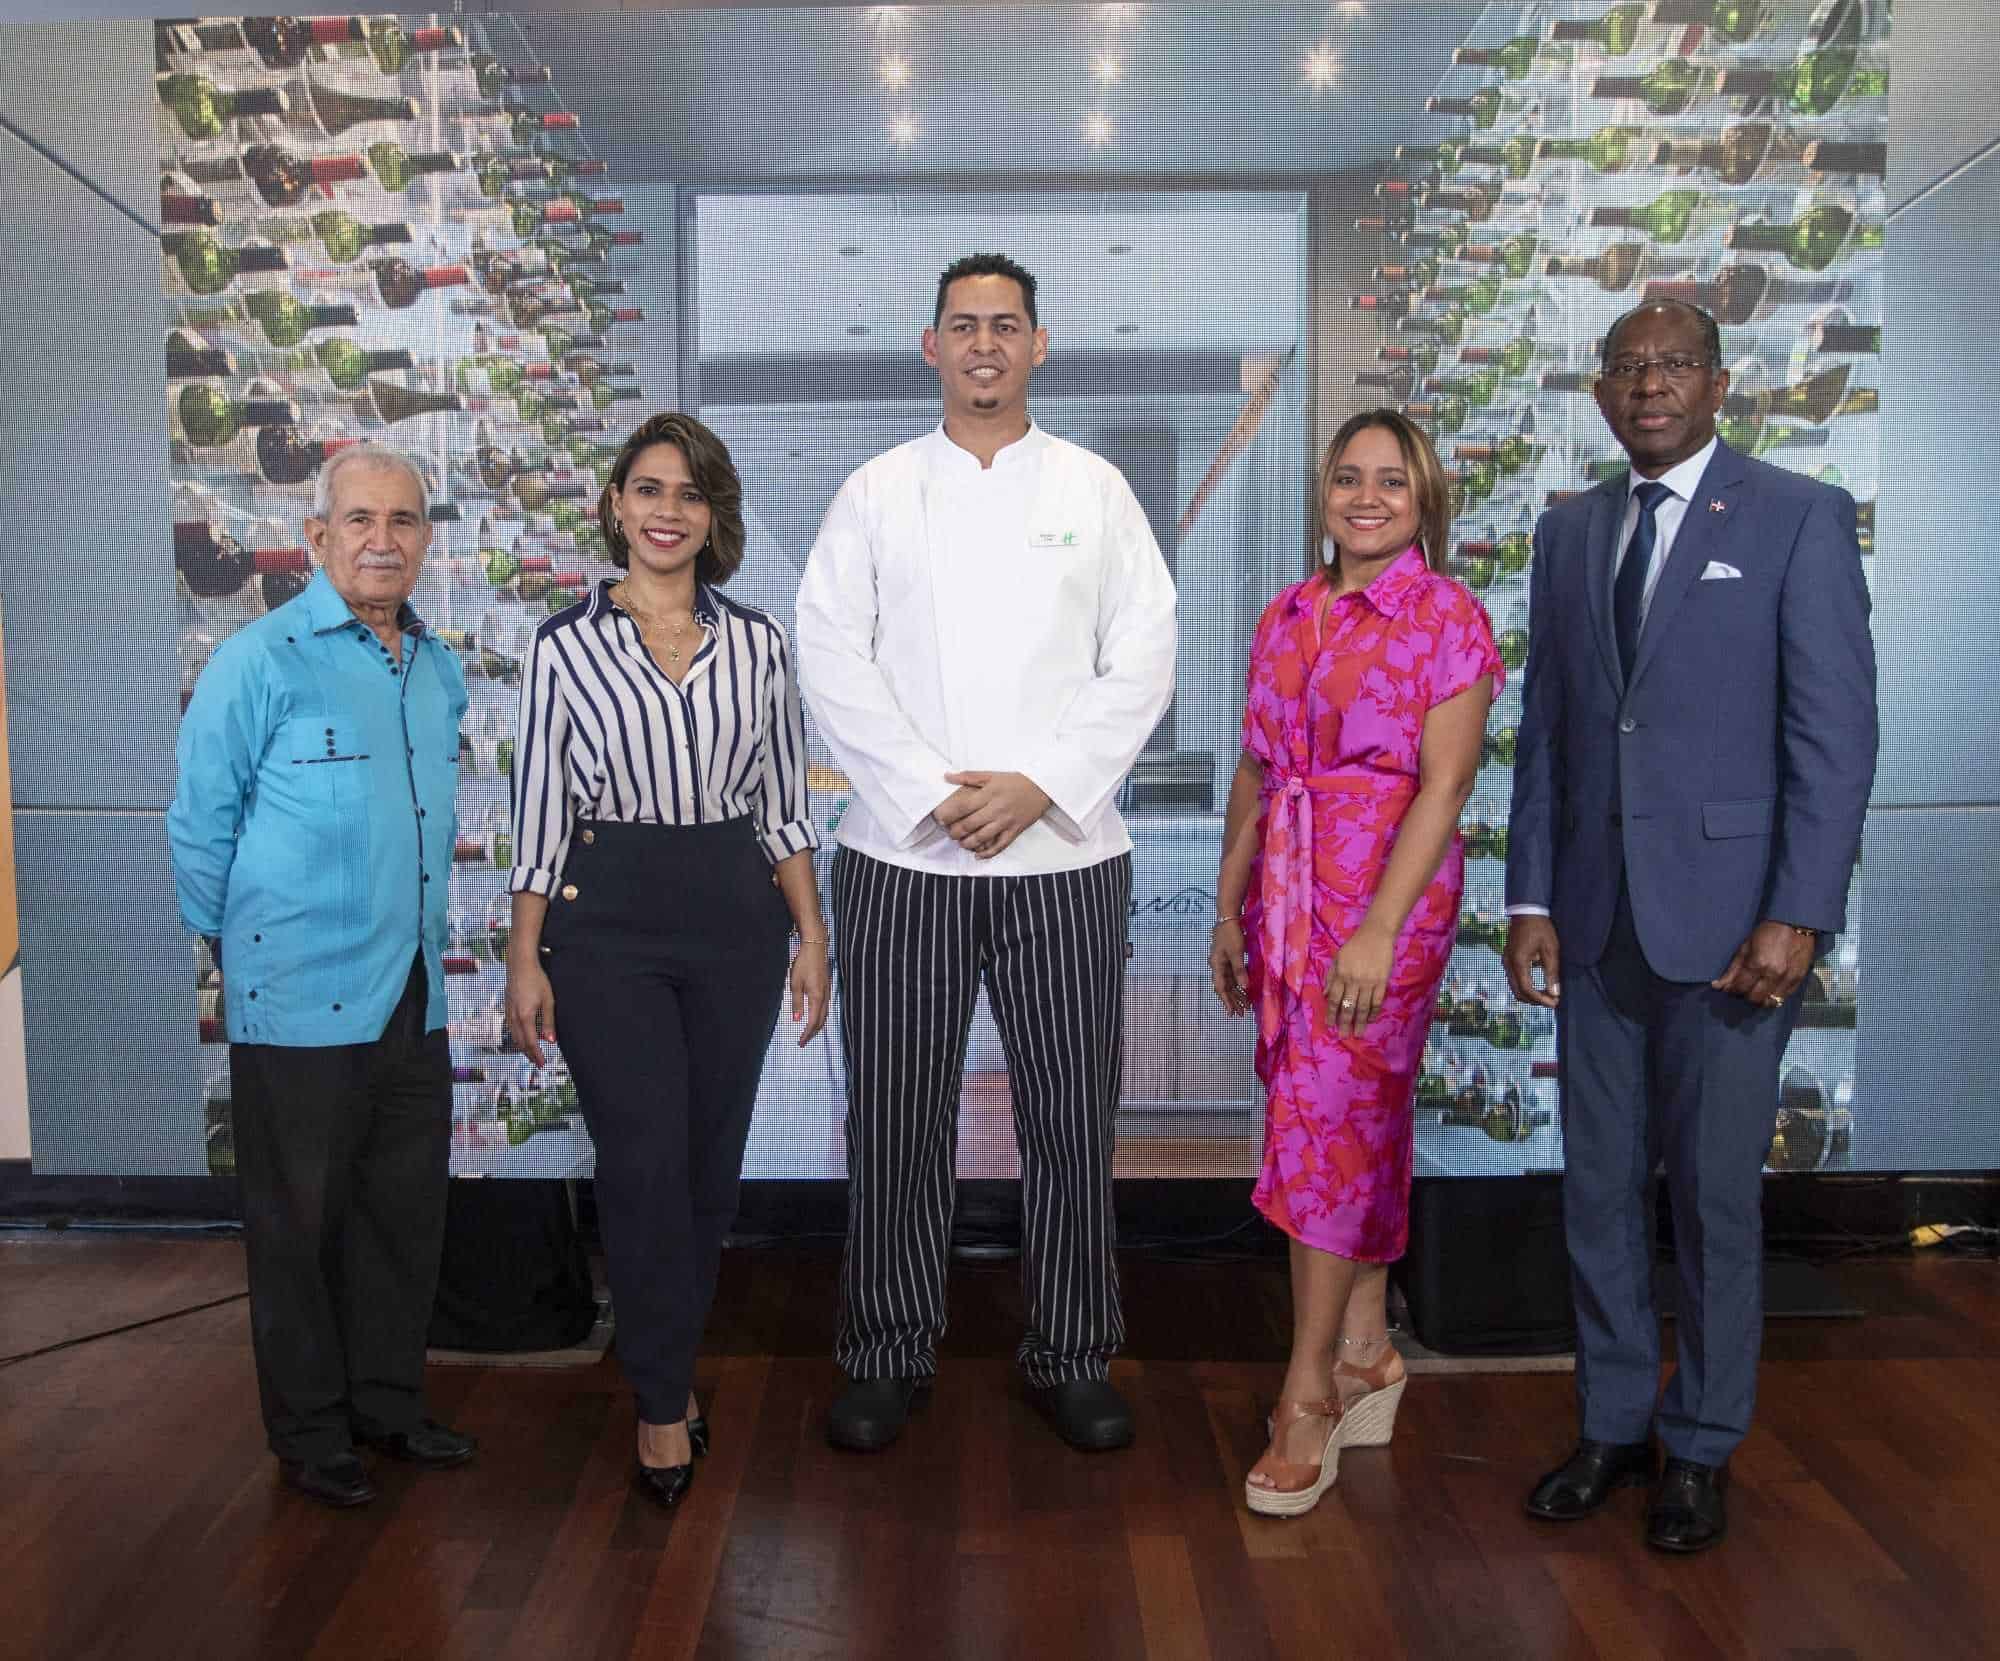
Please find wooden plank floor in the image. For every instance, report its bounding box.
[2,1232,1996,1661]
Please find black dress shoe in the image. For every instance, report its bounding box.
[354,1419,478,1469]
[633,1459,694,1509]
[280,1453,376,1509]
[1647,1458,1728,1553]
[1029,1378,1135,1452]
[827,1376,927,1451]
[1524,1439,1656,1520]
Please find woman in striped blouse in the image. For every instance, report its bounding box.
[503,412,828,1509]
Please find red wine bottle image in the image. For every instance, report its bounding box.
[374,259,471,308]
[174,521,310,597]
[179,146,369,210]
[255,426,360,486]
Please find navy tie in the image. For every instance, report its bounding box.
[1615,480,1674,679]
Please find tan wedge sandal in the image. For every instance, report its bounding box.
[1245,1396,1344,1518]
[1333,1334,1406,1449]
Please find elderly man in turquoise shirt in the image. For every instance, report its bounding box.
[169,444,474,1509]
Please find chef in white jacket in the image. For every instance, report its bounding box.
[797,252,1177,1455]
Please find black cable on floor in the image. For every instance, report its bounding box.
[0,1290,248,1371]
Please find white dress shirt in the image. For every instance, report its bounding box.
[795,420,1178,876]
[1507,435,1718,920]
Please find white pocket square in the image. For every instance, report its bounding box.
[1699,561,1742,581]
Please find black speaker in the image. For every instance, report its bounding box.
[429,1178,598,1352]
[1393,1175,1575,1356]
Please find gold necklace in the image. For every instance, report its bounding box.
[612,583,696,664]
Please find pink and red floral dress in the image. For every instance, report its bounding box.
[1242,546,1502,1261]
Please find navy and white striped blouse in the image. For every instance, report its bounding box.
[507,579,819,896]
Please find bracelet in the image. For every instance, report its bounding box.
[1211,914,1242,929]
[795,934,828,946]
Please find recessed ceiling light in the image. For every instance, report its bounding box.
[1083,112,1114,145]
[847,324,871,336]
[889,115,917,145]
[839,245,864,256]
[1092,53,1121,84]
[1114,323,1139,334]
[879,55,910,88]
[1107,243,1133,255]
[1304,45,1339,87]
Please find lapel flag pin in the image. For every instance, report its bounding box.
[1708,498,1727,513]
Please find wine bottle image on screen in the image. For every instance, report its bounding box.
[1717,35,1887,116]
[251,426,361,487]
[351,378,465,427]
[1456,338,1536,377]
[359,20,462,76]
[1423,87,1529,130]
[166,331,234,380]
[1649,123,1805,184]
[177,294,362,349]
[162,232,288,297]
[257,212,414,264]
[179,146,368,209]
[1592,59,1707,117]
[172,383,300,448]
[164,15,364,70]
[1452,35,1562,81]
[1545,243,1650,293]
[288,77,422,139]
[159,184,222,226]
[1725,204,1883,272]
[1807,314,1880,356]
[1427,368,1501,406]
[156,71,288,141]
[366,141,463,192]
[1649,0,1770,43]
[1535,126,1642,174]
[173,520,309,597]
[1589,189,1720,244]
[1439,1087,1552,1144]
[1549,4,1648,55]
[234,341,416,392]
[1642,267,1853,326]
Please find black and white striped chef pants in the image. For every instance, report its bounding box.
[831,846,1131,1387]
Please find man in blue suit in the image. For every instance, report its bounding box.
[1503,299,1876,1553]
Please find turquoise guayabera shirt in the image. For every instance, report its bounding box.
[168,570,468,1046]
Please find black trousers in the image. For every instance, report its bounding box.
[831,848,1131,1387]
[230,952,451,1463]
[543,818,789,1423]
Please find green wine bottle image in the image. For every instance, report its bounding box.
[1716,5,1886,118]
[1404,396,1469,435]
[1427,368,1500,406]
[156,72,288,140]
[1649,0,1769,41]
[1725,204,1882,272]
[1457,436,1541,475]
[233,341,417,392]
[468,52,553,103]
[1641,267,1852,327]
[1425,273,1504,317]
[1399,306,1468,346]
[1458,338,1535,378]
[292,77,421,138]
[1545,243,1647,293]
[1373,257,1440,290]
[1452,35,1564,81]
[1424,87,1528,130]
[1482,725,1516,767]
[179,295,360,348]
[1536,126,1640,175]
[1495,532,1532,575]
[1459,235,1538,278]
[1727,364,1853,426]
[163,232,288,297]
[174,383,300,448]
[1416,184,1500,223]
[258,211,413,264]
[1550,4,1647,54]
[1593,58,1706,116]
[1589,189,1707,244]
[362,20,461,76]
[1453,544,1496,589]
[1378,341,1440,376]
[367,142,462,193]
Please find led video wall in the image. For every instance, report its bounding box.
[148,1,1882,1181]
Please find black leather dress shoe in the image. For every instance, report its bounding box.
[1524,1439,1656,1520]
[280,1453,376,1509]
[827,1376,927,1451]
[354,1419,478,1469]
[1647,1458,1728,1553]
[633,1459,694,1509]
[1029,1378,1135,1452]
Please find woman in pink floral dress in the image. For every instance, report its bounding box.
[1209,411,1501,1516]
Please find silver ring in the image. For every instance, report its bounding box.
[1767,993,1783,1006]
[1341,998,1356,1009]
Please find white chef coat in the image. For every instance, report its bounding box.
[795,420,1178,876]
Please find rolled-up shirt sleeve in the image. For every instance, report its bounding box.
[167,639,271,937]
[507,625,575,896]
[755,621,820,866]
[1020,473,1179,841]
[796,477,959,848]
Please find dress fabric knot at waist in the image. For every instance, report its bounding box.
[1255,767,1417,1045]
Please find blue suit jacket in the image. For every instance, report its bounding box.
[1505,442,1877,982]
